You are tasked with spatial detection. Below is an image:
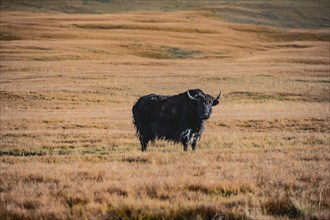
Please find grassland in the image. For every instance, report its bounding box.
[1,0,329,28]
[0,3,330,220]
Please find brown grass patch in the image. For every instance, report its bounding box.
[233,25,330,42]
[0,9,329,220]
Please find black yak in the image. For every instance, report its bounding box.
[132,89,221,152]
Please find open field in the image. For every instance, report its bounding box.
[1,2,330,219]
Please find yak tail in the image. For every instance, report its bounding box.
[132,104,140,137]
[132,103,148,140]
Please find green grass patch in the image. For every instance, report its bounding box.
[205,76,240,82]
[0,32,22,41]
[0,150,46,156]
[293,79,330,84]
[226,91,329,102]
[136,47,203,59]
[77,47,114,55]
[74,24,215,34]
[0,146,113,157]
[233,26,329,42]
[227,91,286,102]
[29,55,82,61]
[256,74,274,77]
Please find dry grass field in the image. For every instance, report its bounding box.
[1,1,330,219]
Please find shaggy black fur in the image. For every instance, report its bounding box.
[132,89,221,152]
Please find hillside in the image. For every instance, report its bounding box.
[1,0,329,28]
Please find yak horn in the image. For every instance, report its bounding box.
[215,91,222,100]
[187,90,197,100]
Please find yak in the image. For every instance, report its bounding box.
[132,89,221,152]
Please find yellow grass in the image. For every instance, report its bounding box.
[0,10,329,219]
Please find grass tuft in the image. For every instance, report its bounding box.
[263,197,302,218]
[122,155,152,164]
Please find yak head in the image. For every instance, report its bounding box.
[187,89,222,120]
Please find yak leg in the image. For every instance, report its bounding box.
[191,132,200,151]
[191,137,199,151]
[139,136,149,152]
[182,140,189,151]
[181,129,191,152]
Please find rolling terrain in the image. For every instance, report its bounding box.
[0,1,329,219]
